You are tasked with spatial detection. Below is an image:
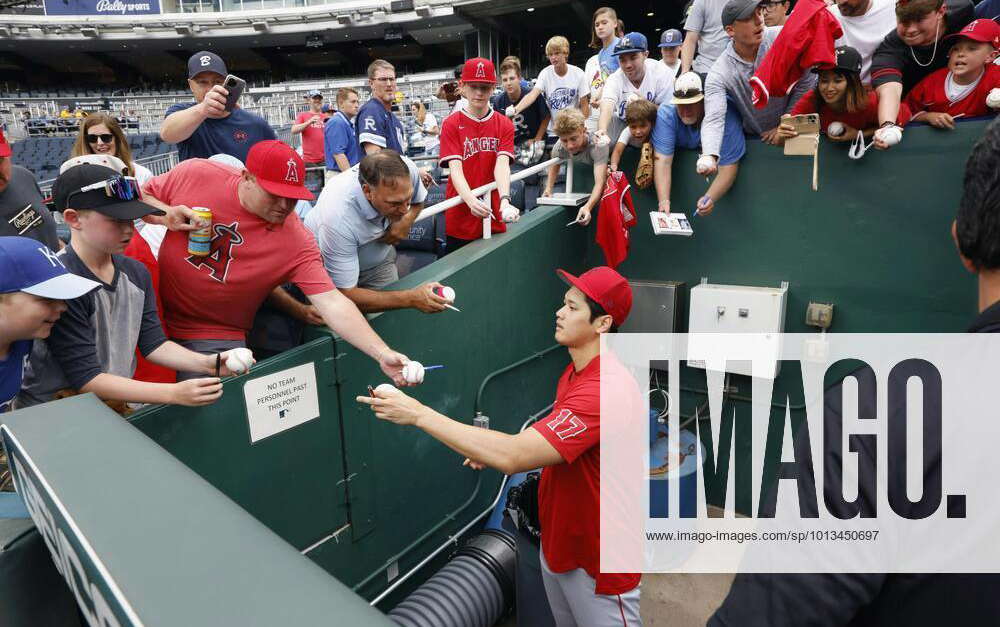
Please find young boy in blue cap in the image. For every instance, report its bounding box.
[659,28,684,78]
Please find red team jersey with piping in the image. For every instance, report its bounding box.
[904,65,1000,120]
[438,108,516,240]
[596,170,637,269]
[143,159,333,340]
[532,356,642,595]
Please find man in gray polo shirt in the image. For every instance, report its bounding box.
[702,0,815,154]
[305,150,449,313]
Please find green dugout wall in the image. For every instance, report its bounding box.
[117,121,983,610]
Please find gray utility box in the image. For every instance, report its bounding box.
[620,280,686,334]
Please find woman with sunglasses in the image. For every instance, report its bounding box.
[71,113,153,187]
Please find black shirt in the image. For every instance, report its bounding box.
[493,80,551,145]
[0,165,60,250]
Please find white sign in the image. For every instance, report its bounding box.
[242,362,320,443]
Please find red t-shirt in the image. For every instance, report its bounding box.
[791,89,911,132]
[438,108,515,241]
[143,159,333,341]
[532,355,642,595]
[904,65,1000,120]
[296,111,329,163]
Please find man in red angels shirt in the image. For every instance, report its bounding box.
[140,139,415,385]
[438,57,520,252]
[358,266,643,626]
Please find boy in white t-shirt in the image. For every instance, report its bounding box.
[507,36,590,137]
[597,32,676,147]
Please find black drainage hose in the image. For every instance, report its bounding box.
[389,530,516,627]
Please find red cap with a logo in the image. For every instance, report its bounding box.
[946,18,1000,49]
[556,266,633,327]
[460,57,497,84]
[245,140,314,201]
[0,128,12,158]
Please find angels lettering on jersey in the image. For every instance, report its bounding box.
[463,136,502,160]
[186,222,244,283]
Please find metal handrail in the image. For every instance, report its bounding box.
[37,150,179,195]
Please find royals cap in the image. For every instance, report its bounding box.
[187,51,228,78]
[460,57,497,84]
[612,32,649,56]
[556,266,633,327]
[245,140,314,201]
[659,29,684,48]
[0,236,100,299]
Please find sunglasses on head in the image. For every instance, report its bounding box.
[65,174,142,207]
[86,133,114,144]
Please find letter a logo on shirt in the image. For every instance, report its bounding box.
[476,62,485,79]
[284,158,299,183]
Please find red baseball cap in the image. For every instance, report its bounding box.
[946,19,1000,49]
[556,266,632,327]
[245,140,314,201]
[460,57,497,84]
[0,128,11,158]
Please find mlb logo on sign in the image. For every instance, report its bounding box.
[279,409,289,419]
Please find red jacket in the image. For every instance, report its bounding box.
[751,0,843,108]
[905,65,1000,120]
[596,170,637,269]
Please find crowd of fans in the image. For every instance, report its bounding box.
[1,0,1000,623]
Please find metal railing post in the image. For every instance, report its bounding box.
[482,192,491,240]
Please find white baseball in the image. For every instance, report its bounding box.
[987,88,1000,110]
[827,121,846,137]
[504,105,516,117]
[593,131,610,147]
[403,361,425,385]
[625,93,640,104]
[501,205,520,223]
[225,348,254,374]
[439,286,456,302]
[375,383,398,395]
[696,155,715,175]
[876,125,902,147]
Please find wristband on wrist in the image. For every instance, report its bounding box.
[500,194,511,202]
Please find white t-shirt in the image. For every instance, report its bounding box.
[601,59,675,124]
[829,0,898,84]
[584,54,603,131]
[422,112,439,151]
[452,98,468,114]
[535,63,588,134]
[132,161,153,187]
[617,127,644,148]
[686,0,731,75]
[662,59,682,79]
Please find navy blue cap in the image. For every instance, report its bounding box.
[0,236,100,299]
[659,29,683,47]
[307,89,323,98]
[187,51,228,79]
[612,32,649,56]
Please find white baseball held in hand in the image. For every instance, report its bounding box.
[375,383,398,395]
[696,155,715,175]
[505,105,516,117]
[438,286,456,302]
[225,348,254,374]
[501,204,520,223]
[402,361,425,385]
[827,121,846,137]
[593,131,610,147]
[876,125,902,146]
[625,93,640,105]
[987,88,1000,110]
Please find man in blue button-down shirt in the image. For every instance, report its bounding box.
[304,151,448,314]
[324,87,362,179]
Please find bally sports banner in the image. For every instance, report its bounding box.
[43,0,160,15]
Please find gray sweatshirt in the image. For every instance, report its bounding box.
[702,26,816,157]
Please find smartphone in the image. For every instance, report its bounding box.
[786,113,820,135]
[223,74,246,112]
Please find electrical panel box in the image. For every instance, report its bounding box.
[620,280,685,334]
[686,282,788,379]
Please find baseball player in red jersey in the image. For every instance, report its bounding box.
[438,57,520,252]
[357,266,643,626]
